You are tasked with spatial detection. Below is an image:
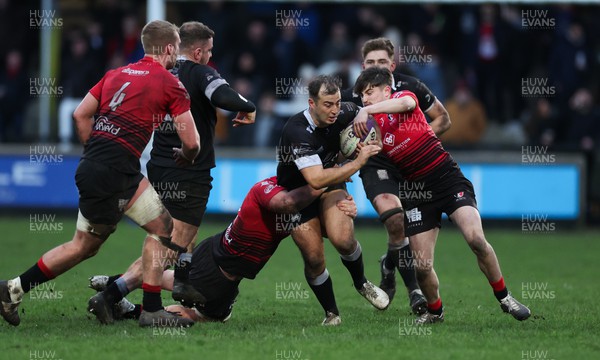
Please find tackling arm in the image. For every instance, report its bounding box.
[173,110,201,164]
[267,185,325,214]
[426,99,451,136]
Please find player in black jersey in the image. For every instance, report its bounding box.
[277,75,388,323]
[341,38,451,313]
[87,22,257,323]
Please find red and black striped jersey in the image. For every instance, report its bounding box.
[375,91,449,181]
[213,177,295,279]
[84,56,190,174]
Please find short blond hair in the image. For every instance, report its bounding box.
[141,20,179,55]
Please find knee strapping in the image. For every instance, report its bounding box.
[379,207,404,223]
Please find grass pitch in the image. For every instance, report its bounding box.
[0,215,598,359]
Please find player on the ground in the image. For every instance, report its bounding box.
[87,22,257,321]
[89,177,357,324]
[277,75,388,325]
[353,67,531,324]
[341,38,451,313]
[0,20,200,328]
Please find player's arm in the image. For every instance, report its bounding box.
[353,96,417,137]
[267,185,325,214]
[426,99,451,136]
[210,85,257,127]
[298,144,381,189]
[172,110,200,166]
[73,93,99,145]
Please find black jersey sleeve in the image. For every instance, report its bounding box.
[340,87,362,106]
[211,85,256,112]
[191,65,229,102]
[393,73,436,113]
[337,102,361,127]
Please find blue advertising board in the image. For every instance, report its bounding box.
[0,154,580,219]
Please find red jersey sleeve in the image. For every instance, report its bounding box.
[392,90,419,108]
[253,177,286,209]
[164,74,191,118]
[88,73,108,101]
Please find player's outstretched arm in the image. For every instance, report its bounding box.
[172,110,200,166]
[300,144,381,189]
[73,93,99,145]
[210,85,257,127]
[268,185,325,214]
[426,99,451,136]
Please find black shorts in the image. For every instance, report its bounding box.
[359,155,404,203]
[147,163,212,227]
[298,182,347,224]
[75,159,142,225]
[189,233,240,320]
[403,165,477,237]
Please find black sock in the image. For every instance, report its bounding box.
[341,255,367,290]
[494,287,509,301]
[340,243,367,290]
[174,253,192,281]
[104,282,124,304]
[123,304,143,320]
[397,244,420,292]
[307,272,339,316]
[142,283,162,312]
[384,248,399,270]
[20,263,51,293]
[107,274,122,287]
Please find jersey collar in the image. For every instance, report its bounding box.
[303,109,317,130]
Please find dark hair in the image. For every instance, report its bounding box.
[179,21,214,50]
[354,67,393,95]
[308,75,341,101]
[361,37,394,60]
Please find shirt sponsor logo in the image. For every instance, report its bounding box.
[121,68,149,76]
[377,169,389,181]
[455,191,465,201]
[94,116,121,135]
[406,208,422,223]
[384,133,395,146]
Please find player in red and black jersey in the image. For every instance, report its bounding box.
[341,38,451,313]
[0,20,200,328]
[277,75,388,324]
[89,177,357,324]
[353,67,531,324]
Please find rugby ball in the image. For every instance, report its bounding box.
[339,115,380,159]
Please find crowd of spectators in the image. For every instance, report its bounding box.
[1,1,599,152]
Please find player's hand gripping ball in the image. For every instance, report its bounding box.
[340,115,380,159]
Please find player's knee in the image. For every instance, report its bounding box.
[382,213,405,241]
[467,234,489,256]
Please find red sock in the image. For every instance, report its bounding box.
[37,257,56,279]
[427,298,443,315]
[490,277,506,292]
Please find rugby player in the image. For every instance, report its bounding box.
[0,20,200,328]
[87,21,257,320]
[89,177,357,325]
[353,67,531,324]
[341,38,451,313]
[277,75,388,324]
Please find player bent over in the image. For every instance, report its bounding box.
[0,20,200,328]
[353,67,530,324]
[277,75,389,324]
[89,177,357,325]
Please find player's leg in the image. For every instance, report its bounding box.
[320,189,389,310]
[449,206,531,320]
[291,217,340,325]
[371,193,425,313]
[409,228,445,324]
[360,163,424,312]
[1,159,120,326]
[147,165,211,304]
